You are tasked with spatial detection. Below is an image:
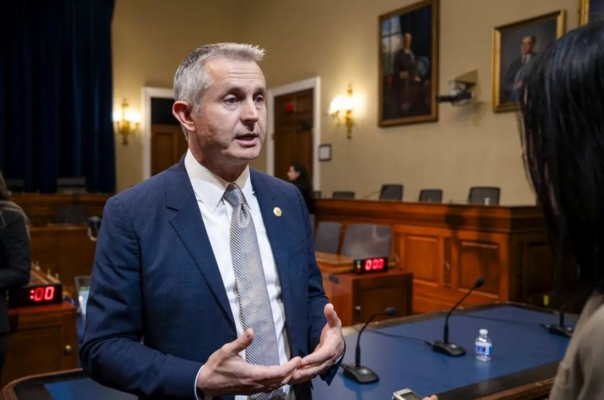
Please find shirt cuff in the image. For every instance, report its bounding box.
[194,365,208,400]
[335,351,345,364]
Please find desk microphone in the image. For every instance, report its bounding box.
[430,278,485,357]
[342,307,398,384]
[87,216,101,242]
[543,306,574,338]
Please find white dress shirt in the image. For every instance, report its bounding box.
[185,151,291,400]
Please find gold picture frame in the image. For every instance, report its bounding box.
[581,0,590,24]
[580,0,604,25]
[378,0,440,127]
[492,11,566,113]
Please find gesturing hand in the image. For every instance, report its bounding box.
[290,303,345,384]
[196,329,301,397]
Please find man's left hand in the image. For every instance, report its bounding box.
[290,303,345,384]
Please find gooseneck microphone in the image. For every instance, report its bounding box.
[430,278,485,357]
[543,305,574,338]
[342,307,398,384]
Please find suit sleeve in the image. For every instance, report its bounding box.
[0,212,31,291]
[294,189,344,384]
[79,197,202,399]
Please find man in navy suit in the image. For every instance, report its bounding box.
[80,43,345,399]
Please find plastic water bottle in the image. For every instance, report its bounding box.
[475,329,492,362]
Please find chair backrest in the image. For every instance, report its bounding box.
[314,221,342,254]
[313,191,322,199]
[419,189,443,203]
[56,177,87,194]
[332,191,355,199]
[379,184,403,201]
[5,179,25,193]
[341,223,391,259]
[468,186,500,205]
[54,204,88,224]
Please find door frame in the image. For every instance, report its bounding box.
[267,77,321,190]
[141,87,175,180]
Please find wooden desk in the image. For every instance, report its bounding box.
[315,199,567,313]
[315,252,354,274]
[321,269,413,326]
[11,193,111,226]
[30,226,96,294]
[2,302,78,387]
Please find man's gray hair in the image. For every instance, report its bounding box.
[173,43,265,121]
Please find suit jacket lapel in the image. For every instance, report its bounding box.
[250,170,295,323]
[164,159,236,333]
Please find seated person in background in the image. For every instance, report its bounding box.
[287,162,314,213]
[518,21,604,400]
[0,170,31,376]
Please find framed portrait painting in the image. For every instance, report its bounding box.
[492,11,566,112]
[580,0,604,24]
[378,0,439,127]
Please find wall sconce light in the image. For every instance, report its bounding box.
[329,84,355,139]
[113,98,141,145]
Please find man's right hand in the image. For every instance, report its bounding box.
[196,329,301,397]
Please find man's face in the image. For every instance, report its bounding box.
[188,57,267,170]
[521,36,534,56]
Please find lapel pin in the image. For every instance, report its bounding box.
[273,207,282,217]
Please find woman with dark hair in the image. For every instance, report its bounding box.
[0,170,31,375]
[518,21,604,400]
[287,162,314,212]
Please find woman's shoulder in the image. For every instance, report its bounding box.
[578,294,604,342]
[0,202,28,229]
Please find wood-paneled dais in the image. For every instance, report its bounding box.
[314,199,562,313]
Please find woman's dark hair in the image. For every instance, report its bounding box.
[0,170,10,201]
[290,162,310,184]
[518,21,604,291]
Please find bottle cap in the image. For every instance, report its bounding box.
[479,329,488,335]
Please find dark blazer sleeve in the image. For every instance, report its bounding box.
[79,196,202,399]
[294,189,344,384]
[0,211,31,291]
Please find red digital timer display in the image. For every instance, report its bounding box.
[354,257,388,274]
[8,283,63,308]
[29,286,56,302]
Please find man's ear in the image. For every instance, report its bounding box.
[172,101,196,132]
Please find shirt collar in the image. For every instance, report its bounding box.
[184,149,254,213]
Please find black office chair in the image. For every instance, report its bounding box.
[313,191,322,199]
[468,187,500,206]
[419,189,443,203]
[379,184,403,201]
[56,177,87,194]
[340,223,391,260]
[332,191,355,199]
[53,204,88,225]
[314,221,342,254]
[5,179,25,194]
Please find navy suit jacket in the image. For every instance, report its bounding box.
[80,159,339,399]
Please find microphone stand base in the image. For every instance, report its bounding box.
[431,340,466,357]
[545,324,574,338]
[342,363,379,384]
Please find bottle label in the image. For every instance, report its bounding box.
[475,342,492,356]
